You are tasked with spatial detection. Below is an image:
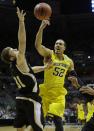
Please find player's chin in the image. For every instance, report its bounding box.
[55,51,61,54]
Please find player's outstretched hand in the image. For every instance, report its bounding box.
[68,76,80,88]
[79,86,94,95]
[16,7,26,22]
[40,20,50,30]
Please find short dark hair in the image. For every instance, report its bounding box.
[1,47,12,64]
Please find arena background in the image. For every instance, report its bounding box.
[0,0,94,130]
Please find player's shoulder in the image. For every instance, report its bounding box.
[51,50,54,55]
[45,49,53,57]
[64,54,73,63]
[51,50,55,58]
[44,50,53,63]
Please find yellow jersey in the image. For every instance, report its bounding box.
[39,51,73,98]
[86,102,94,121]
[77,104,85,120]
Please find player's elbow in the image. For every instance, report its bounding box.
[35,41,42,51]
[35,41,38,49]
[35,43,40,54]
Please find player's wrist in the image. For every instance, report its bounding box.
[44,64,47,69]
[39,26,44,31]
[19,19,24,23]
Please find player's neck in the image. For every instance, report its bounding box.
[56,53,64,60]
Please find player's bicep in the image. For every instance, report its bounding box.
[18,41,26,55]
[37,45,52,57]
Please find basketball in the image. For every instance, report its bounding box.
[34,3,52,20]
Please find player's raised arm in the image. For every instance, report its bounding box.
[17,7,26,56]
[35,20,52,57]
[32,60,53,73]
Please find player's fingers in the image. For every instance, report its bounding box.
[23,12,26,16]
[79,88,86,91]
[47,21,50,25]
[81,91,88,94]
[17,7,19,12]
[43,20,49,24]
[21,10,24,15]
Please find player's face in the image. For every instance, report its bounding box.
[54,40,66,54]
[9,48,18,61]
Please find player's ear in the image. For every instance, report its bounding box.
[64,41,66,51]
[64,46,66,51]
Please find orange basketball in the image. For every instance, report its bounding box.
[34,3,52,20]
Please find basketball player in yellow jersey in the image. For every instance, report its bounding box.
[35,20,80,131]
